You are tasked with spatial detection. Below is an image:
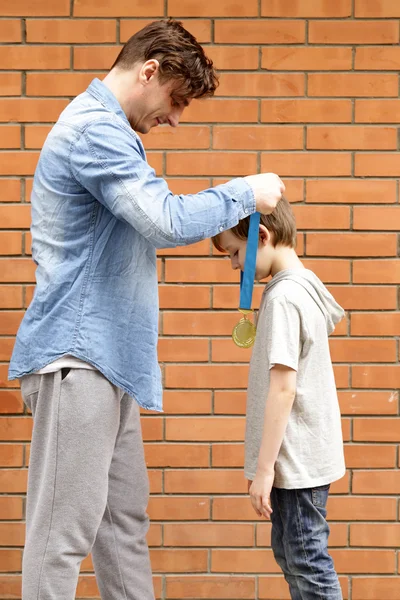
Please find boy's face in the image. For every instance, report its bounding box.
[218,228,274,281]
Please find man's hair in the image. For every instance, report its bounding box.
[111,19,218,101]
[212,196,297,253]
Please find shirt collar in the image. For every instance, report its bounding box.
[86,78,131,128]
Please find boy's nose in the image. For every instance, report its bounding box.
[231,257,240,270]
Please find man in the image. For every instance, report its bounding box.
[9,19,284,600]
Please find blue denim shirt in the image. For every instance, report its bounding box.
[8,78,255,411]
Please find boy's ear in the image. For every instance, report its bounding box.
[259,224,271,246]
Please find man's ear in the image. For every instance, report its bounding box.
[259,224,271,246]
[140,59,160,84]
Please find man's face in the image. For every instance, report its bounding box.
[130,76,191,134]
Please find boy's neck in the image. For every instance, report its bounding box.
[270,246,304,278]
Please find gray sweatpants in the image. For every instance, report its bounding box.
[20,368,155,600]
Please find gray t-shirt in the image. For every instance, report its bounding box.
[245,269,346,489]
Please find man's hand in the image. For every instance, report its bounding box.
[244,173,285,215]
[248,470,274,519]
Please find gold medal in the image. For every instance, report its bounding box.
[232,309,257,348]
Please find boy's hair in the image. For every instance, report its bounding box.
[111,19,218,102]
[212,196,297,253]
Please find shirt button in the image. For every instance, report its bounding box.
[219,226,224,232]
[244,208,249,214]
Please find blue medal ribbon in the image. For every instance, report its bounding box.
[239,211,261,310]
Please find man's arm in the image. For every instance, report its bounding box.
[249,364,296,519]
[70,118,283,248]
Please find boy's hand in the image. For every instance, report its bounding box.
[248,470,274,519]
[244,173,285,215]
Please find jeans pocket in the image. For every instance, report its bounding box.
[311,484,330,509]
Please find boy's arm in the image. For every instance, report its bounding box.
[249,364,297,519]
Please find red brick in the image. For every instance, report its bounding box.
[0,365,19,388]
[0,232,22,255]
[211,549,279,573]
[0,497,23,520]
[213,497,268,521]
[211,444,244,467]
[151,549,208,573]
[307,126,396,150]
[158,338,209,362]
[213,126,303,151]
[165,523,253,547]
[352,312,400,336]
[215,19,305,44]
[0,19,21,42]
[261,100,352,123]
[308,73,398,97]
[73,46,120,70]
[27,19,116,43]
[166,152,256,177]
[163,312,239,336]
[0,549,21,572]
[161,391,212,415]
[339,391,398,415]
[211,339,252,363]
[165,365,247,389]
[140,417,163,441]
[0,180,20,204]
[0,98,69,122]
[158,241,211,257]
[166,179,211,195]
[353,470,400,495]
[353,416,400,442]
[261,0,352,17]
[0,73,21,96]
[182,99,258,123]
[166,576,255,599]
[0,0,69,15]
[261,152,351,176]
[0,46,69,70]
[216,73,305,97]
[354,206,400,230]
[352,577,400,600]
[356,99,400,123]
[355,152,400,176]
[344,444,396,468]
[0,205,30,229]
[328,286,397,310]
[158,286,210,309]
[307,233,396,257]
[309,20,399,44]
[166,417,245,442]
[356,0,400,17]
[74,0,163,17]
[331,549,395,574]
[0,125,21,149]
[165,260,239,284]
[353,260,400,284]
[0,392,23,418]
[141,126,210,150]
[168,0,258,17]
[148,497,210,521]
[144,443,209,468]
[214,391,246,415]
[206,46,259,70]
[26,72,102,97]
[351,523,400,547]
[306,179,397,204]
[0,153,39,176]
[294,205,350,229]
[355,46,400,70]
[0,311,23,335]
[0,444,23,466]
[0,470,27,493]
[165,469,247,494]
[327,497,397,521]
[120,19,211,43]
[330,339,396,363]
[262,47,352,71]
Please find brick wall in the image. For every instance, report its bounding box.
[1,0,400,598]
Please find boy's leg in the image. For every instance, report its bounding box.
[270,488,302,600]
[91,393,155,600]
[272,485,342,600]
[21,369,124,600]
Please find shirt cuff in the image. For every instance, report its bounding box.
[225,177,256,220]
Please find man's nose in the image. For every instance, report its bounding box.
[168,106,184,128]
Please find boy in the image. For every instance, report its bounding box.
[212,198,345,600]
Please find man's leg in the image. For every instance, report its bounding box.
[21,369,124,600]
[91,394,155,600]
[276,485,342,600]
[270,487,303,600]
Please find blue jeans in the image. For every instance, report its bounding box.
[270,485,342,600]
